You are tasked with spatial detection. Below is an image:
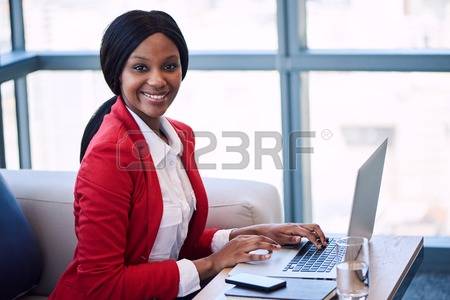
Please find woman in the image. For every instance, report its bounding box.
[50,10,327,300]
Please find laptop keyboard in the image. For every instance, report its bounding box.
[282,238,343,273]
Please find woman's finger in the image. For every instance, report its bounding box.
[240,234,280,245]
[310,224,327,246]
[302,224,327,246]
[253,234,281,247]
[236,235,279,252]
[277,233,301,245]
[290,226,323,249]
[247,251,272,261]
[245,240,281,253]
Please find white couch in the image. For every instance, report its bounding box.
[0,169,283,299]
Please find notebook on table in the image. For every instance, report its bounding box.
[225,277,336,300]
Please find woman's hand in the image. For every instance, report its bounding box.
[230,223,327,249]
[193,234,281,280]
[211,234,281,269]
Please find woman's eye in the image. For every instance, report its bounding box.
[164,63,178,71]
[133,65,147,72]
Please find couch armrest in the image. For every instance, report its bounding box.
[204,177,283,228]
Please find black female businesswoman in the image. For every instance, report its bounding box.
[50,10,327,300]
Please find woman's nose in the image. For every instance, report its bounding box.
[146,71,166,89]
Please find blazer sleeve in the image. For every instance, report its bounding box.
[73,140,180,300]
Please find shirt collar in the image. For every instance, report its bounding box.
[126,107,183,166]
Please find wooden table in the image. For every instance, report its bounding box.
[194,236,423,300]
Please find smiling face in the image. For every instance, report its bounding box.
[120,33,182,130]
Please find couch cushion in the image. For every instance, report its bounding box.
[0,173,43,300]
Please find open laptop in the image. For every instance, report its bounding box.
[230,138,388,280]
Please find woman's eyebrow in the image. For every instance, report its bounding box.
[130,54,179,61]
[164,55,178,60]
[130,55,149,61]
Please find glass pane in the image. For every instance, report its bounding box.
[27,71,283,198]
[27,71,111,170]
[0,0,11,53]
[307,0,450,49]
[308,72,450,237]
[23,0,277,51]
[1,81,20,169]
[171,71,282,195]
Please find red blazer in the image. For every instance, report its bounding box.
[50,97,218,300]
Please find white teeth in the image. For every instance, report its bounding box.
[142,92,167,100]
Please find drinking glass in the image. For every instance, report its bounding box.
[335,237,370,300]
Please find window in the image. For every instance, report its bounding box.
[170,71,282,195]
[306,0,450,49]
[27,71,111,170]
[309,71,450,236]
[0,0,11,54]
[1,81,19,169]
[23,0,277,51]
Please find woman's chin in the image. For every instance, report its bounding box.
[143,107,168,119]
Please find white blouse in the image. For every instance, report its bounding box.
[127,108,232,297]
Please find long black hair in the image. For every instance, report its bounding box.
[79,96,117,162]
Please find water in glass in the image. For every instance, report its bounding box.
[336,260,369,299]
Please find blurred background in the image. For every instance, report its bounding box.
[1,0,450,240]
